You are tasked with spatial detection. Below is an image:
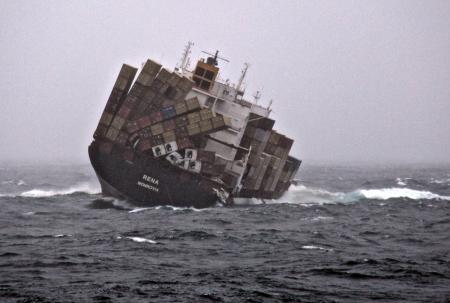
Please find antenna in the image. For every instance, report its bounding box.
[178,41,194,74]
[201,50,229,66]
[253,90,261,104]
[268,99,274,112]
[236,62,249,96]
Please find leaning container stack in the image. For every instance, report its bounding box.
[93,60,233,189]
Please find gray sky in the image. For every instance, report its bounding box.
[1,0,449,164]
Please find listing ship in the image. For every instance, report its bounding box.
[89,43,301,208]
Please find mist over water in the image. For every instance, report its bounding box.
[1,163,449,302]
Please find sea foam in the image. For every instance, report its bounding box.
[126,236,157,244]
[282,184,450,205]
[20,182,100,198]
[356,188,450,201]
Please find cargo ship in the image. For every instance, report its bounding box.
[89,43,301,208]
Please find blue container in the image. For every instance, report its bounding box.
[161,106,176,119]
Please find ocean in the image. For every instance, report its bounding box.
[0,163,449,303]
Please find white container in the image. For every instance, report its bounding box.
[184,149,197,161]
[152,144,166,157]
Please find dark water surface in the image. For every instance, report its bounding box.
[1,163,449,302]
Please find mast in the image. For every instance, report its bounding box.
[253,90,261,104]
[178,41,194,74]
[235,63,249,100]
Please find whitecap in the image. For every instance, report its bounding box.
[357,188,450,201]
[302,245,333,251]
[310,216,333,221]
[20,182,100,198]
[233,197,264,206]
[22,211,35,216]
[128,207,152,213]
[280,184,450,205]
[54,234,72,238]
[430,178,450,185]
[155,205,203,212]
[126,236,157,244]
[396,178,406,186]
[281,185,353,205]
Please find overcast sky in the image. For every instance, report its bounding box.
[1,0,449,164]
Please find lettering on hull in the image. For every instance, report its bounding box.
[137,174,160,192]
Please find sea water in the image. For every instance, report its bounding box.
[0,163,449,302]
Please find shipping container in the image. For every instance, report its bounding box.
[176,77,194,93]
[177,137,193,150]
[99,112,114,126]
[115,131,129,146]
[175,115,189,127]
[161,106,176,120]
[137,116,152,129]
[152,134,164,145]
[199,119,213,132]
[126,121,139,134]
[150,111,163,123]
[162,130,176,143]
[187,122,200,136]
[166,151,183,165]
[137,139,153,152]
[175,102,188,115]
[117,106,131,119]
[164,141,178,153]
[163,119,176,131]
[197,150,215,163]
[184,149,197,161]
[150,123,164,135]
[111,116,126,130]
[185,97,201,111]
[200,108,213,120]
[187,112,201,124]
[152,144,167,157]
[211,116,225,128]
[105,127,120,141]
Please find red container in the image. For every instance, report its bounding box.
[118,106,131,119]
[163,119,176,131]
[126,121,139,134]
[176,137,193,150]
[137,115,151,129]
[115,131,129,146]
[150,111,163,123]
[137,139,152,152]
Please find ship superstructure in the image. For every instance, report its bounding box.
[88,44,301,207]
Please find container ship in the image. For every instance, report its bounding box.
[89,43,301,208]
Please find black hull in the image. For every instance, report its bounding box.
[88,141,227,208]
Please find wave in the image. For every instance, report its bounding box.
[430,178,450,185]
[128,207,153,213]
[302,245,333,252]
[357,188,450,201]
[395,178,407,186]
[123,236,157,244]
[88,197,132,211]
[280,185,450,205]
[16,182,100,198]
[154,205,204,212]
